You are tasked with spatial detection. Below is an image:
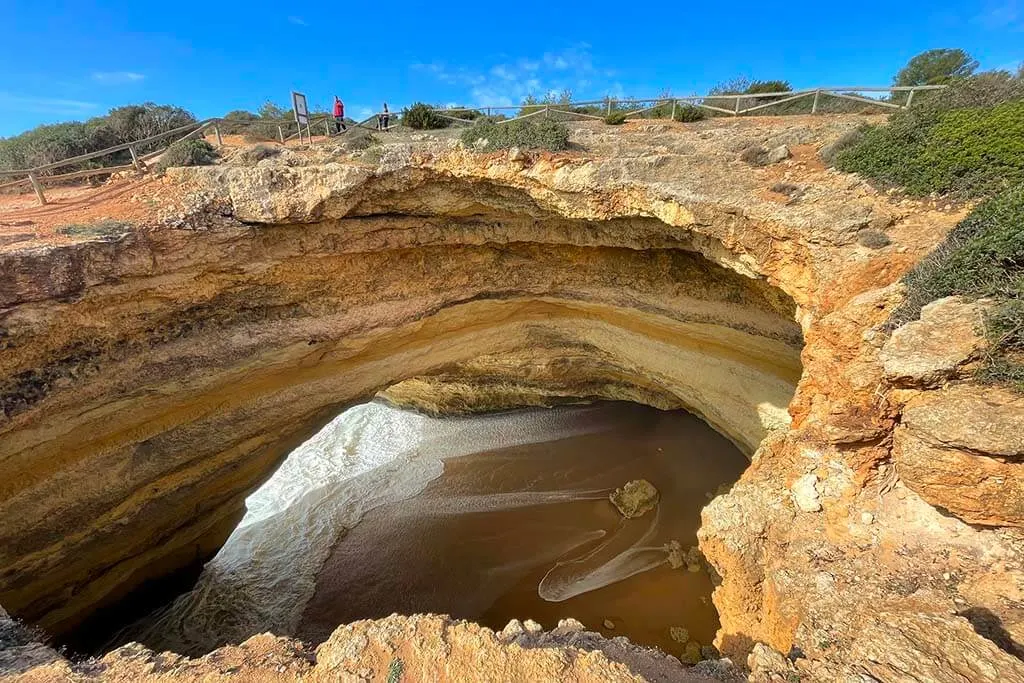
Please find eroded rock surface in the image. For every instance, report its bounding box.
[894,384,1024,526]
[2,116,1021,681]
[7,614,724,683]
[610,479,660,518]
[880,296,987,386]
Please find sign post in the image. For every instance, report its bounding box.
[292,91,311,144]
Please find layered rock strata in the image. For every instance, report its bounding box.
[2,118,1021,680]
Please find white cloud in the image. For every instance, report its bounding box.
[92,71,145,84]
[415,45,614,108]
[0,92,98,114]
[288,15,308,26]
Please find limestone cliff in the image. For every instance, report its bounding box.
[1,117,1021,681]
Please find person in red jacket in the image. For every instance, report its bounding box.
[333,96,346,133]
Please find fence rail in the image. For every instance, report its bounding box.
[0,84,946,206]
[426,85,947,122]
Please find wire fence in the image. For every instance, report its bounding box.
[0,84,946,206]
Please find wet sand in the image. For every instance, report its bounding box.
[297,402,747,658]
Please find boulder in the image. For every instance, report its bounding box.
[609,479,660,518]
[894,383,1024,526]
[766,145,791,164]
[881,297,986,386]
[849,612,1024,683]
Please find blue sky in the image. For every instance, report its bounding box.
[1,0,1021,137]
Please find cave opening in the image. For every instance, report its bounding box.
[67,400,750,661]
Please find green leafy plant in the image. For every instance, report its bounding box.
[819,127,868,167]
[155,139,219,172]
[0,103,196,175]
[895,48,979,86]
[401,102,449,130]
[387,658,405,683]
[460,118,570,152]
[604,111,628,125]
[835,73,1024,198]
[673,105,707,122]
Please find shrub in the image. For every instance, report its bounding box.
[446,107,483,122]
[836,99,1024,197]
[820,127,867,167]
[460,118,570,152]
[605,111,627,125]
[895,49,979,86]
[834,73,1024,198]
[745,80,792,94]
[401,102,449,130]
[0,103,196,175]
[673,105,706,122]
[155,139,219,172]
[219,110,261,134]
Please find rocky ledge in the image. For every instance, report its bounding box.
[1,117,1022,681]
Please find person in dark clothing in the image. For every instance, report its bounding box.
[378,102,390,131]
[333,97,346,133]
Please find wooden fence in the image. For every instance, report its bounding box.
[426,85,947,124]
[0,84,946,206]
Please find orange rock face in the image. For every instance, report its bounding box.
[2,118,1020,682]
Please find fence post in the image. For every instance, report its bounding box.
[28,172,46,206]
[545,106,550,119]
[278,125,285,144]
[214,125,223,147]
[128,145,142,172]
[734,97,741,115]
[324,119,331,137]
[607,98,612,116]
[671,99,677,120]
[811,89,821,114]
[904,88,916,109]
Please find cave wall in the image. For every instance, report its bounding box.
[0,176,803,637]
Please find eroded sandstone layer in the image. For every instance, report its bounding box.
[2,117,1022,681]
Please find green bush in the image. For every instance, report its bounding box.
[604,111,627,125]
[836,99,1024,197]
[820,127,868,167]
[895,49,979,86]
[401,102,449,130]
[673,105,707,122]
[460,119,570,152]
[155,139,219,172]
[745,80,792,94]
[0,103,196,175]
[446,107,483,122]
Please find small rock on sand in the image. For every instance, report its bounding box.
[603,619,615,629]
[664,540,685,568]
[609,479,659,518]
[682,640,703,664]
